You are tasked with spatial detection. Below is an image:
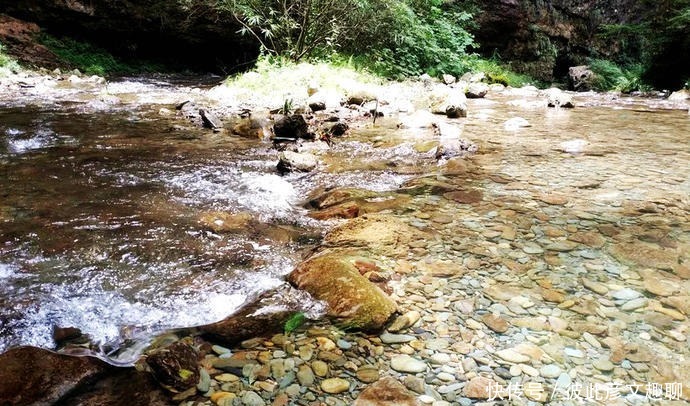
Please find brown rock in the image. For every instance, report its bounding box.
[145,340,199,393]
[609,241,678,270]
[0,346,111,405]
[481,314,509,333]
[353,376,421,406]
[443,189,483,204]
[198,211,253,232]
[536,194,568,205]
[309,203,360,220]
[661,296,690,315]
[324,215,418,257]
[568,231,605,248]
[287,250,397,330]
[541,289,566,303]
[58,369,173,406]
[463,376,495,399]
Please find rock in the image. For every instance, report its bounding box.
[465,82,489,98]
[545,88,574,108]
[199,211,253,233]
[621,297,648,311]
[560,139,589,154]
[328,122,349,136]
[495,349,531,363]
[273,114,312,141]
[463,376,494,399]
[482,314,509,333]
[312,360,329,377]
[668,89,690,101]
[277,151,318,173]
[387,311,421,332]
[503,117,530,130]
[145,340,199,393]
[321,378,351,394]
[380,332,416,344]
[287,250,397,330]
[241,390,265,406]
[308,92,327,112]
[581,278,608,295]
[592,357,615,372]
[433,123,478,159]
[540,364,561,378]
[200,286,305,345]
[443,189,483,204]
[354,376,421,406]
[390,355,427,373]
[199,109,223,130]
[0,346,111,405]
[324,215,418,257]
[569,65,594,91]
[356,366,380,383]
[442,74,456,84]
[429,86,467,118]
[309,203,360,220]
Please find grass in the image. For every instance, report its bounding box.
[40,35,162,76]
[466,57,536,87]
[0,42,21,76]
[588,59,650,92]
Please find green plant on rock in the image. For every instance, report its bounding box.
[0,42,21,74]
[284,312,306,335]
[588,59,649,92]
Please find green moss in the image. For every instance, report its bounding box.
[40,35,163,76]
[588,59,650,92]
[284,312,306,334]
[0,42,21,75]
[467,57,536,87]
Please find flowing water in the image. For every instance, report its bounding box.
[0,77,688,373]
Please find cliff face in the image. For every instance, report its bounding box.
[0,0,257,72]
[472,0,649,82]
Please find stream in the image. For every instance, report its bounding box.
[0,75,688,378]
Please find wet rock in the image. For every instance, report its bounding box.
[592,357,614,372]
[308,93,327,112]
[610,241,678,270]
[569,66,594,91]
[356,366,380,383]
[380,332,415,344]
[145,340,199,393]
[198,211,253,233]
[287,250,397,330]
[429,86,467,118]
[668,89,690,101]
[277,151,318,173]
[321,378,351,394]
[328,122,349,136]
[443,189,483,204]
[199,109,222,130]
[442,74,456,85]
[60,368,173,406]
[433,123,477,159]
[324,215,418,257]
[390,355,427,373]
[0,346,111,405]
[273,114,312,141]
[309,203,360,220]
[353,376,421,406]
[465,82,489,98]
[200,286,306,345]
[503,117,530,130]
[495,349,530,363]
[177,100,202,125]
[545,88,574,108]
[387,311,421,332]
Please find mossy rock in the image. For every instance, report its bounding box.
[288,250,397,331]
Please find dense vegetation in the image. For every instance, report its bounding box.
[598,0,690,89]
[0,42,20,74]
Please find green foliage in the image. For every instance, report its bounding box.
[588,59,649,92]
[0,42,21,74]
[40,35,162,76]
[466,57,534,87]
[279,98,294,115]
[284,312,306,334]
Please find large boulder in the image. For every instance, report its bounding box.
[544,88,575,108]
[568,65,595,91]
[0,346,111,405]
[465,82,490,98]
[144,340,199,393]
[287,250,397,331]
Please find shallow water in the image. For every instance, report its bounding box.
[0,81,688,372]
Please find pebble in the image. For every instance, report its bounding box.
[297,365,315,386]
[610,288,641,300]
[621,297,648,311]
[430,353,451,364]
[312,360,329,377]
[495,349,530,363]
[425,338,450,350]
[321,378,350,394]
[380,332,416,344]
[592,357,615,372]
[391,355,427,373]
[356,366,380,383]
[540,364,562,378]
[564,348,584,358]
[241,391,265,406]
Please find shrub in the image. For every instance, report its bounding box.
[588,59,648,92]
[0,42,21,74]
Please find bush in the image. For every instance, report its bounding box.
[588,59,648,92]
[465,57,534,87]
[0,42,21,74]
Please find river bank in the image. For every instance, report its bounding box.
[1,65,689,405]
